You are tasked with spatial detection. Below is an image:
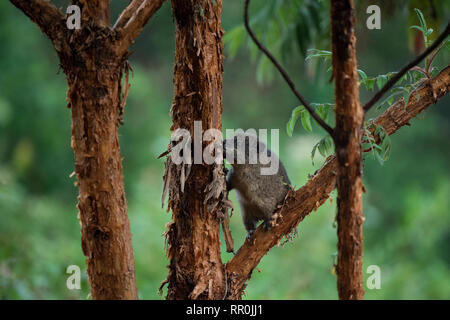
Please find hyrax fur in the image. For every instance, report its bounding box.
[224,132,291,237]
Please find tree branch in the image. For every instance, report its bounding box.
[225,65,450,300]
[244,0,334,136]
[363,21,450,112]
[113,0,145,30]
[115,0,166,54]
[9,0,65,42]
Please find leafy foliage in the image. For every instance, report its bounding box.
[286,8,448,166]
[224,0,330,85]
[286,103,333,137]
[363,124,391,166]
[410,8,434,47]
[311,135,334,165]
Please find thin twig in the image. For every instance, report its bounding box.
[244,0,334,136]
[363,21,450,112]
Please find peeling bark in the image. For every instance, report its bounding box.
[163,0,226,300]
[58,10,138,299]
[64,43,137,300]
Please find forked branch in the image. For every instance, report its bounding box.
[225,66,450,299]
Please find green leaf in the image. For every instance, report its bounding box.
[412,70,425,82]
[315,104,329,123]
[411,8,429,46]
[317,135,334,158]
[311,143,318,166]
[358,69,368,82]
[414,8,427,32]
[366,78,375,91]
[372,125,391,165]
[376,74,388,90]
[305,49,332,62]
[317,140,326,158]
[374,149,385,165]
[402,73,410,83]
[362,142,373,151]
[286,106,304,137]
[301,109,313,133]
[410,25,425,34]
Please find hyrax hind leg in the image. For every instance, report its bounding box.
[242,211,258,239]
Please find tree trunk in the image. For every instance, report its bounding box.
[65,60,138,300]
[163,0,226,300]
[331,0,365,300]
[57,1,139,300]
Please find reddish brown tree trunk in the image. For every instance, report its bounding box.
[331,0,365,300]
[163,0,226,300]
[65,57,137,300]
[62,2,138,300]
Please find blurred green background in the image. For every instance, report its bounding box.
[0,0,449,299]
